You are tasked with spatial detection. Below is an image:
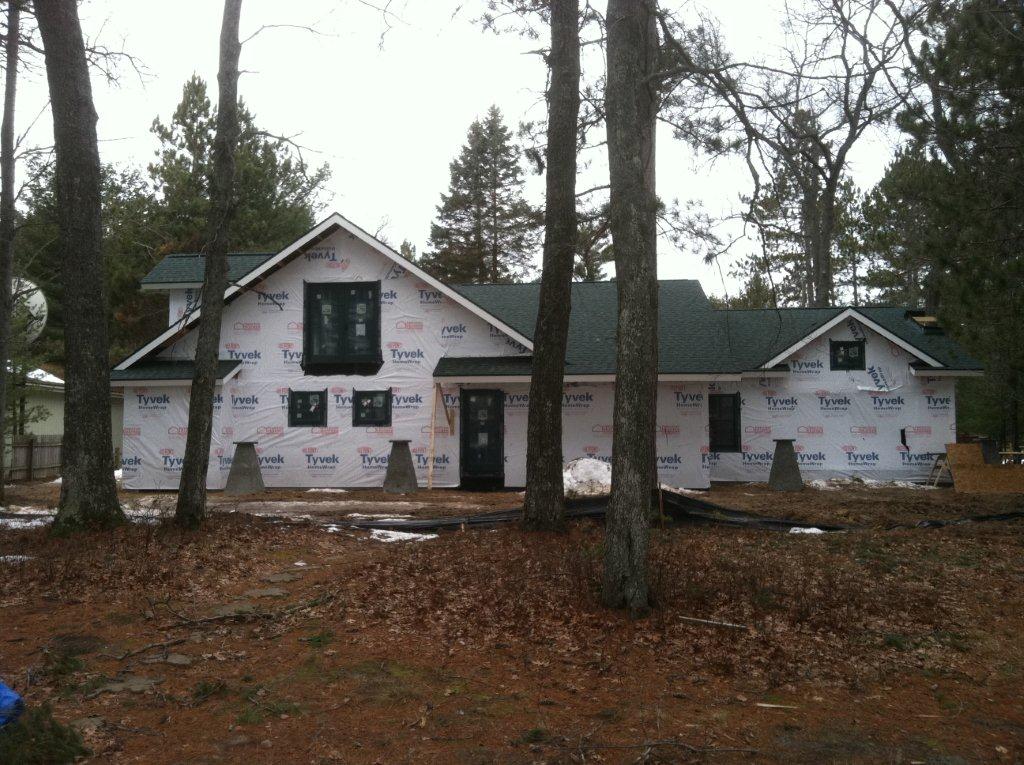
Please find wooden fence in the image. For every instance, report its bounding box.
[6,434,63,481]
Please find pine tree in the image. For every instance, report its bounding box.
[150,75,331,254]
[422,106,538,284]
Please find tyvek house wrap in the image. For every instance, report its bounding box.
[498,381,711,489]
[708,316,956,482]
[120,230,529,490]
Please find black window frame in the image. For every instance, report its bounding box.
[302,281,384,375]
[352,388,392,427]
[288,388,328,428]
[708,392,741,453]
[829,339,866,371]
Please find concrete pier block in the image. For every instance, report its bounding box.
[225,441,266,495]
[383,439,418,494]
[768,438,804,492]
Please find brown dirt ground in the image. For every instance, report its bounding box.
[1,484,1023,764]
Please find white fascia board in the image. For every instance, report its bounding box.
[910,367,984,378]
[761,308,943,370]
[139,282,201,291]
[117,213,535,372]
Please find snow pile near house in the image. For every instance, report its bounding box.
[789,526,827,535]
[563,458,612,498]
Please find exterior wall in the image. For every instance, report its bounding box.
[498,381,710,489]
[708,317,956,482]
[121,230,526,490]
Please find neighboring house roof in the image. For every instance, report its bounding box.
[444,281,982,378]
[26,368,64,386]
[140,252,276,289]
[110,360,242,386]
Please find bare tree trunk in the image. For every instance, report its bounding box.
[523,0,580,531]
[35,0,123,532]
[602,0,660,612]
[0,0,19,502]
[175,0,243,528]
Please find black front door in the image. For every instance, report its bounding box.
[460,389,504,486]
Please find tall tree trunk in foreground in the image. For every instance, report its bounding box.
[523,0,581,531]
[0,0,20,504]
[602,0,660,611]
[175,0,243,528]
[35,0,123,532]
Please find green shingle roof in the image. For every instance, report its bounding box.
[448,280,981,376]
[140,252,276,287]
[109,360,242,382]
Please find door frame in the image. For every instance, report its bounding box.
[459,388,505,486]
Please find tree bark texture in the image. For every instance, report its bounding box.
[602,0,660,611]
[175,0,243,528]
[522,0,580,531]
[35,0,123,532]
[0,0,19,502]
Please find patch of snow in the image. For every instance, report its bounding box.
[114,469,123,481]
[789,526,826,535]
[563,458,612,498]
[809,477,936,491]
[0,516,51,529]
[0,555,32,563]
[368,529,438,543]
[306,488,347,494]
[293,560,308,567]
[27,368,63,385]
[51,476,62,485]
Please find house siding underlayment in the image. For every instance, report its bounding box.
[120,229,527,490]
[708,317,955,482]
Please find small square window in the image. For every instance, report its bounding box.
[289,389,327,427]
[353,389,391,427]
[830,340,866,371]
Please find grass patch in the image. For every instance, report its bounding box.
[0,704,89,765]
[191,680,229,704]
[517,727,550,744]
[301,629,334,649]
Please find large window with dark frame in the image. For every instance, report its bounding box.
[288,389,327,428]
[708,392,741,453]
[353,389,392,427]
[829,339,866,371]
[302,281,383,375]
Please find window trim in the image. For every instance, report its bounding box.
[708,392,741,453]
[829,339,866,371]
[288,388,328,428]
[352,388,392,427]
[301,280,383,375]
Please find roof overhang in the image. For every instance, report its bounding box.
[115,213,535,372]
[434,373,746,384]
[110,361,243,388]
[761,307,944,370]
[139,282,202,291]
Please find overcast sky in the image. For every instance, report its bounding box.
[16,0,902,297]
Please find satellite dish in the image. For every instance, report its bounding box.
[12,278,48,344]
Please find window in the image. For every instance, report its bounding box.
[303,281,382,374]
[708,393,741,453]
[353,389,391,427]
[830,339,866,371]
[289,389,327,427]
